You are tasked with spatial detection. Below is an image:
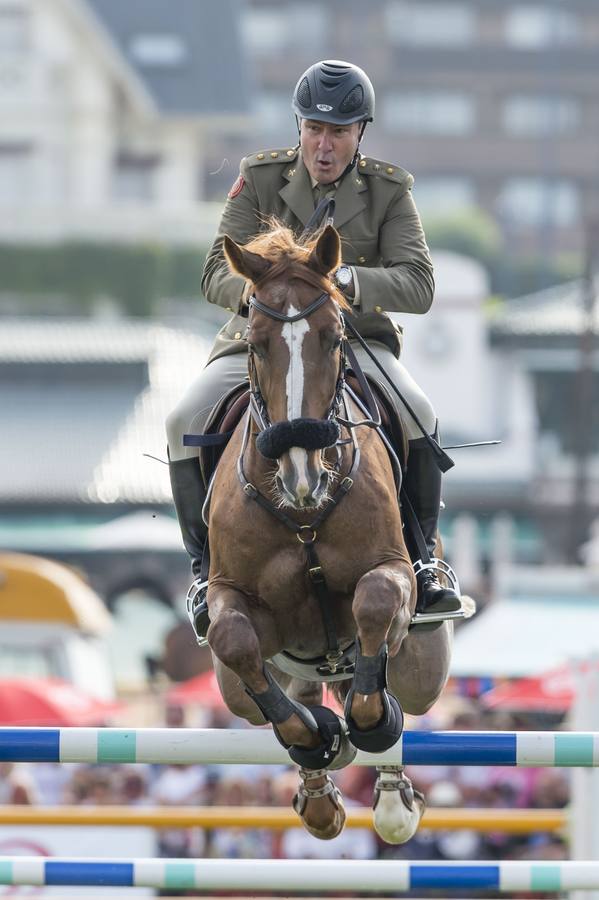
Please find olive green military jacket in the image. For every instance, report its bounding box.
[201,147,434,363]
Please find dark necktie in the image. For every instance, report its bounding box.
[314,183,335,209]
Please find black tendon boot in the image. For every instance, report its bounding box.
[403,431,461,619]
[168,457,210,641]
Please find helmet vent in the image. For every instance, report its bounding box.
[296,77,312,109]
[339,85,364,114]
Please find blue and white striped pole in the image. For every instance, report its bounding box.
[1,859,599,891]
[0,727,597,766]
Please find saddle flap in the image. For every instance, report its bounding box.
[199,381,250,487]
[345,372,408,473]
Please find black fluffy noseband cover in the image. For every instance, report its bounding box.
[256,418,340,460]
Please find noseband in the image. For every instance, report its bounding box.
[247,291,345,459]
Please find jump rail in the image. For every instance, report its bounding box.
[1,727,598,766]
[0,805,566,833]
[1,858,598,890]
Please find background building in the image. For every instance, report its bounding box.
[0,0,249,243]
[228,0,599,260]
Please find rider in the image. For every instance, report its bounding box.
[166,59,462,636]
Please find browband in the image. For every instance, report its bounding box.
[248,291,330,323]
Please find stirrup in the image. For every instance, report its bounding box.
[293,768,346,840]
[410,557,465,627]
[186,577,209,647]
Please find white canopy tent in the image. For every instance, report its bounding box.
[450,567,599,678]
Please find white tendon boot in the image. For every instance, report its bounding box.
[373,766,425,844]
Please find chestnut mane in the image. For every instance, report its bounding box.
[244,219,350,311]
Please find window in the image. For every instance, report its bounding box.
[243,6,330,55]
[129,34,187,67]
[113,154,159,202]
[498,178,580,227]
[383,92,475,135]
[505,6,579,48]
[0,144,32,204]
[414,177,476,216]
[0,7,29,53]
[503,95,580,137]
[385,1,476,45]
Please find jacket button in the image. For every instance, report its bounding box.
[386,167,394,174]
[256,153,265,160]
[375,306,382,313]
[359,160,367,168]
[358,256,366,263]
[234,331,242,340]
[286,149,294,157]
[270,151,279,158]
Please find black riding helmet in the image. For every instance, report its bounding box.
[292,60,375,126]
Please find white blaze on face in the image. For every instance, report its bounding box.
[281,306,310,420]
[281,306,311,495]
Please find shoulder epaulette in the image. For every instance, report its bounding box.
[246,147,299,167]
[356,157,411,185]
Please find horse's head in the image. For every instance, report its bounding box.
[224,223,348,510]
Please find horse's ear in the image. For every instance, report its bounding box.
[307,225,341,276]
[223,235,271,283]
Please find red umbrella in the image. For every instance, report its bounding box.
[168,669,343,714]
[0,678,124,726]
[481,665,574,713]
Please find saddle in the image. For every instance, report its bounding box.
[196,373,408,491]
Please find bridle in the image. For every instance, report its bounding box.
[245,290,347,440]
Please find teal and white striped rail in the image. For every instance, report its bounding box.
[1,727,598,766]
[1,859,599,890]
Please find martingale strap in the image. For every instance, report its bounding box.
[236,412,359,675]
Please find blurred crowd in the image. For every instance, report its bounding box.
[0,688,570,865]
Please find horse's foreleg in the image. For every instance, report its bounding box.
[349,563,413,732]
[207,587,321,749]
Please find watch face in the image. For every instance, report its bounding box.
[336,267,352,286]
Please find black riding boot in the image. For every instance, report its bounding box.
[403,433,461,616]
[168,457,210,639]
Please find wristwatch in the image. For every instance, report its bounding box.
[334,266,353,290]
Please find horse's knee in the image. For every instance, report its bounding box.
[353,567,411,639]
[208,608,260,673]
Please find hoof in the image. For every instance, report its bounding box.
[293,768,346,840]
[344,641,404,753]
[345,690,404,753]
[288,706,357,771]
[373,766,425,845]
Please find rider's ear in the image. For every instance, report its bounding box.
[223,235,271,283]
[307,225,341,276]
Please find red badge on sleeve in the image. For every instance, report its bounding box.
[228,174,245,199]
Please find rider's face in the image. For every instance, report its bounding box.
[300,119,361,185]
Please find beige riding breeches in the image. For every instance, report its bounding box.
[166,343,436,461]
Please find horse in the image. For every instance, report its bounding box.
[203,221,455,843]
